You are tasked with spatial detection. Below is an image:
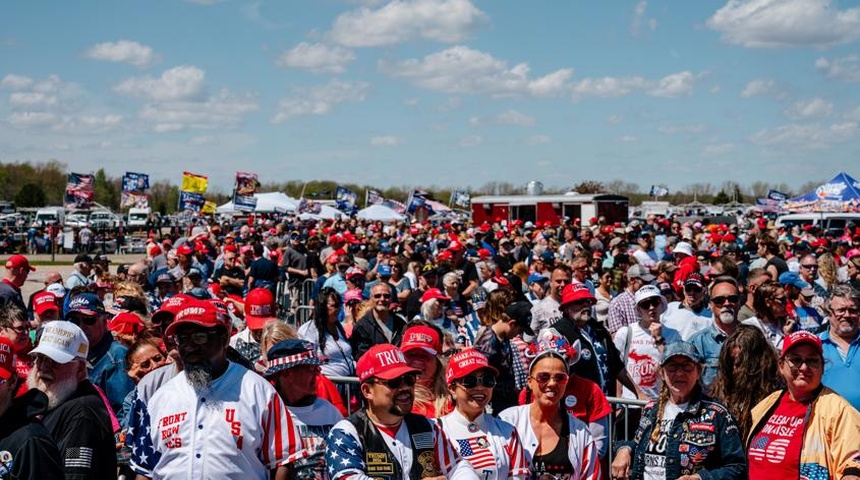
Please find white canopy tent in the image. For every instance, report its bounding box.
[357,204,406,223]
[298,204,343,221]
[216,192,298,214]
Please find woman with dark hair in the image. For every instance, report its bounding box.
[710,324,782,440]
[297,288,354,379]
[388,258,412,303]
[742,281,797,350]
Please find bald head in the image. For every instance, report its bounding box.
[44,271,63,285]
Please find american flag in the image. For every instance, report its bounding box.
[64,447,93,469]
[325,427,366,480]
[457,437,496,470]
[128,394,161,476]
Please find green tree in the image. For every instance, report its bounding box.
[14,182,46,207]
[572,180,604,194]
[713,190,731,205]
[93,168,120,210]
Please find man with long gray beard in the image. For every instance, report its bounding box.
[689,276,741,392]
[28,321,117,480]
[129,299,303,480]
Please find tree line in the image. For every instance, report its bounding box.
[0,160,826,214]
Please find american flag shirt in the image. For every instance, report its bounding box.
[325,414,477,480]
[128,361,303,479]
[439,409,529,480]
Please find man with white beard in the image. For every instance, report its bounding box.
[129,299,304,480]
[28,320,117,479]
[688,276,741,393]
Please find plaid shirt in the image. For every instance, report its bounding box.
[607,289,638,335]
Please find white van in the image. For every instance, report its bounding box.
[774,213,860,233]
[33,207,65,226]
[128,208,151,227]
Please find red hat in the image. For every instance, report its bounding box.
[722,233,736,243]
[151,294,193,327]
[400,325,441,355]
[420,287,451,304]
[558,283,596,310]
[781,330,823,357]
[223,244,237,253]
[356,344,420,382]
[0,337,15,380]
[148,244,162,256]
[479,223,492,233]
[164,299,231,337]
[448,241,464,252]
[207,283,222,297]
[344,289,363,304]
[108,312,146,336]
[445,348,498,385]
[477,248,492,259]
[176,244,194,256]
[244,288,276,329]
[4,254,34,272]
[492,276,511,288]
[33,291,59,316]
[437,250,453,261]
[328,233,345,245]
[495,231,504,239]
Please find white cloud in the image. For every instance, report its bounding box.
[9,92,57,108]
[52,114,124,134]
[619,135,638,143]
[471,109,536,127]
[381,46,573,98]
[328,0,489,47]
[404,97,420,106]
[138,89,258,132]
[648,71,695,98]
[6,112,58,127]
[526,134,551,145]
[631,1,657,36]
[572,76,647,98]
[276,42,355,74]
[370,135,403,146]
[750,122,859,149]
[113,65,206,102]
[783,97,833,119]
[188,135,217,146]
[1,74,33,90]
[85,40,158,67]
[701,142,735,155]
[707,0,860,48]
[607,115,623,125]
[658,124,706,135]
[740,78,775,97]
[458,134,483,147]
[271,79,368,123]
[815,55,860,83]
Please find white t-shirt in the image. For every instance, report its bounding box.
[742,316,785,350]
[613,322,681,400]
[661,302,712,341]
[297,321,355,377]
[288,398,345,480]
[643,401,688,480]
[438,409,529,480]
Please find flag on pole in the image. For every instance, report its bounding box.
[65,173,95,209]
[451,190,471,209]
[366,189,384,206]
[235,172,260,196]
[649,185,669,197]
[335,186,358,214]
[181,171,209,194]
[122,172,150,192]
[179,191,206,212]
[297,198,322,214]
[406,189,435,215]
[121,192,149,209]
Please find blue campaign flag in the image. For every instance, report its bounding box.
[335,185,358,214]
[122,172,150,192]
[178,190,206,212]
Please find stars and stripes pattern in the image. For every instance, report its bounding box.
[748,435,770,462]
[64,447,94,469]
[128,394,160,476]
[325,426,366,480]
[263,392,305,468]
[457,437,496,470]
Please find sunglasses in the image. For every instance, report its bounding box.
[373,372,417,389]
[174,330,219,345]
[638,297,662,309]
[684,286,703,294]
[457,373,497,389]
[800,264,818,270]
[69,315,100,326]
[373,294,391,299]
[784,356,823,369]
[711,295,740,306]
[530,372,569,384]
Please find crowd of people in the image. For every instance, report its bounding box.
[1,211,860,479]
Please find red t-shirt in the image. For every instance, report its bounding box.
[748,393,807,480]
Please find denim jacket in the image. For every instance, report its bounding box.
[88,336,135,416]
[615,389,746,480]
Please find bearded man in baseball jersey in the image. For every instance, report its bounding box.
[130,299,303,479]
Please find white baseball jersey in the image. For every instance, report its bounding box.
[498,405,600,480]
[288,398,344,480]
[325,415,478,480]
[438,409,529,480]
[129,361,303,479]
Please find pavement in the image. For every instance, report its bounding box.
[15,252,149,301]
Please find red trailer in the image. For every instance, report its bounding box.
[471,193,629,226]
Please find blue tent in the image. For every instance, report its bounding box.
[784,172,860,212]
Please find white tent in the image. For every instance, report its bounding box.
[298,204,342,221]
[357,204,406,222]
[216,192,298,214]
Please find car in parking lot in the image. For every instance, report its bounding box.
[89,210,119,228]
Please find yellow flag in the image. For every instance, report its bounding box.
[202,201,217,215]
[181,171,208,194]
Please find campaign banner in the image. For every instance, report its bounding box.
[335,185,358,214]
[122,172,150,192]
[366,189,384,206]
[649,185,669,197]
[179,190,206,212]
[767,189,789,201]
[235,171,260,196]
[202,201,217,215]
[121,192,149,209]
[65,173,95,209]
[451,190,471,209]
[233,193,258,213]
[297,198,322,214]
[181,171,208,194]
[406,190,434,215]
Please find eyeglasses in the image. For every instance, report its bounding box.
[373,293,391,299]
[5,322,29,333]
[638,297,662,309]
[832,307,860,317]
[346,300,360,307]
[372,373,417,389]
[800,264,818,270]
[530,372,569,384]
[457,373,497,389]
[711,295,740,306]
[785,356,823,369]
[174,330,219,345]
[664,362,697,373]
[68,315,100,326]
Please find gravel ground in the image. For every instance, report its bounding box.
[18,252,149,301]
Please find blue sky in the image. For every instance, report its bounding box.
[1,0,859,194]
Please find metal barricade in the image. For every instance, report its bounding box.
[327,375,360,415]
[275,278,291,320]
[299,278,316,306]
[292,305,314,329]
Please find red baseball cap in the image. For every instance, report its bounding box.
[445,348,498,385]
[33,291,59,316]
[0,337,15,380]
[558,283,596,310]
[108,312,146,336]
[356,344,419,383]
[400,325,441,355]
[477,248,492,259]
[151,294,193,327]
[781,330,823,357]
[5,254,34,272]
[244,288,276,330]
[176,244,194,256]
[448,241,465,252]
[420,288,451,304]
[165,299,231,337]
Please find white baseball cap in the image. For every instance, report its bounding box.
[30,321,89,364]
[673,241,694,257]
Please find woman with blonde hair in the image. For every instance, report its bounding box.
[400,320,452,418]
[817,252,839,292]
